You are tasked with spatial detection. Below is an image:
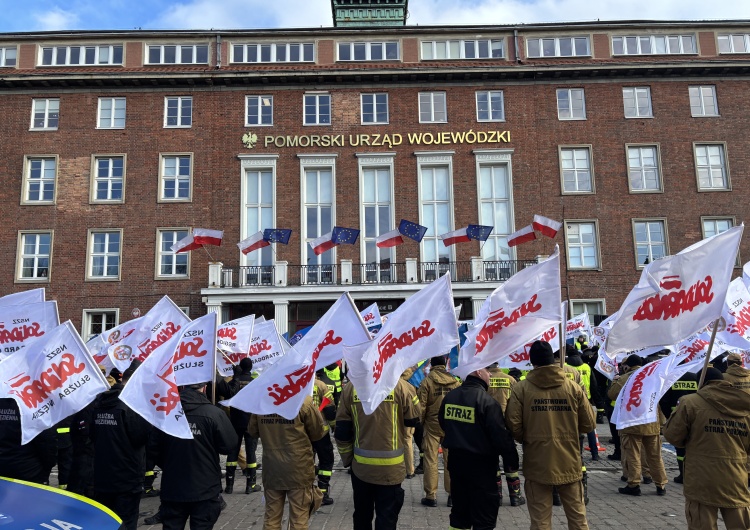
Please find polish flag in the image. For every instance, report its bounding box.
[238,231,270,255]
[507,225,536,247]
[310,231,338,256]
[440,228,471,247]
[171,234,202,253]
[376,229,404,248]
[193,228,223,247]
[533,215,562,239]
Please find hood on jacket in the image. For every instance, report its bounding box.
[566,354,584,367]
[526,365,567,389]
[97,383,124,408]
[699,381,750,418]
[463,375,488,391]
[179,387,212,412]
[429,366,458,386]
[727,364,750,379]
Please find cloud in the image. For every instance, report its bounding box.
[33,7,81,30]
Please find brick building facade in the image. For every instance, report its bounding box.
[1,19,748,338]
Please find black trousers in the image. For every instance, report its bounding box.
[350,471,404,530]
[161,497,222,530]
[447,450,500,530]
[312,431,335,490]
[94,491,141,530]
[605,403,620,453]
[227,430,258,468]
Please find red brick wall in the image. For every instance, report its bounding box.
[699,32,718,56]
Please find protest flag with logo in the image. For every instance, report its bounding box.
[0,301,60,360]
[565,310,593,342]
[222,294,370,419]
[343,273,459,414]
[243,319,287,374]
[717,276,750,350]
[105,296,190,372]
[498,325,560,371]
[453,247,562,379]
[604,225,743,357]
[171,313,218,386]
[360,303,382,331]
[216,314,255,376]
[0,321,110,444]
[0,288,45,307]
[86,334,115,373]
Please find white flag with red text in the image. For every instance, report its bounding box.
[361,303,381,331]
[0,301,60,360]
[172,313,218,386]
[672,331,728,371]
[565,311,592,343]
[344,273,459,414]
[604,225,743,357]
[0,321,110,444]
[454,247,562,379]
[591,312,617,347]
[717,277,750,350]
[222,294,370,419]
[105,296,190,372]
[0,288,45,307]
[216,315,255,377]
[86,334,114,373]
[498,325,560,371]
[218,318,285,377]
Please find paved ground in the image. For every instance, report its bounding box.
[108,421,731,529]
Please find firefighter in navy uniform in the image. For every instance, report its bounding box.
[335,378,420,530]
[313,369,338,505]
[0,398,57,484]
[659,370,698,484]
[439,367,520,529]
[53,417,73,489]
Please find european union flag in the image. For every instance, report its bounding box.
[467,224,493,241]
[332,226,360,245]
[398,219,428,242]
[263,228,292,244]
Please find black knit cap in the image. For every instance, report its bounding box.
[529,341,555,366]
[624,355,643,368]
[431,356,446,366]
[702,367,724,385]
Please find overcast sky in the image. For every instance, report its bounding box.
[3,0,750,33]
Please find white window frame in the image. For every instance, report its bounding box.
[420,39,505,60]
[419,92,447,123]
[15,230,53,283]
[622,87,653,118]
[97,97,126,129]
[303,93,331,126]
[360,93,389,125]
[38,44,123,66]
[416,151,455,264]
[86,229,123,281]
[718,34,750,54]
[30,98,59,130]
[239,154,278,268]
[632,218,669,269]
[612,34,696,56]
[559,146,595,195]
[564,220,601,270]
[693,142,730,192]
[689,86,719,117]
[474,149,515,262]
[81,309,120,342]
[0,46,17,67]
[556,88,586,120]
[299,154,337,271]
[163,96,193,128]
[22,155,58,205]
[159,153,193,202]
[526,36,591,58]
[626,144,662,193]
[245,95,273,126]
[90,154,126,204]
[231,42,315,63]
[358,153,396,279]
[476,90,505,122]
[337,41,400,61]
[570,299,606,318]
[701,216,740,266]
[145,44,209,65]
[155,228,191,279]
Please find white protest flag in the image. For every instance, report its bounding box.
[0,301,60,359]
[594,353,619,382]
[119,330,192,440]
[454,247,562,379]
[0,321,110,444]
[86,334,114,373]
[105,296,190,372]
[672,331,728,372]
[0,288,45,307]
[222,294,370,419]
[246,319,287,374]
[591,312,618,347]
[172,313,217,386]
[498,325,560,371]
[343,273,459,414]
[216,315,255,377]
[360,303,382,330]
[743,261,750,293]
[565,310,592,342]
[718,277,750,350]
[604,225,743,357]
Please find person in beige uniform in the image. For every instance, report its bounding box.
[248,395,326,530]
[664,368,750,530]
[724,353,750,392]
[417,356,460,507]
[506,341,596,530]
[400,367,421,479]
[335,378,420,530]
[608,355,668,496]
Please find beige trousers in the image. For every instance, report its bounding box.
[686,499,750,530]
[422,428,450,500]
[524,479,589,530]
[620,433,667,488]
[403,427,415,476]
[264,488,312,530]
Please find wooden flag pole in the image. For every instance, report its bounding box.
[211,311,219,405]
[559,323,565,368]
[698,318,721,387]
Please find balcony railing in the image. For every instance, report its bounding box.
[483,260,538,281]
[288,264,338,286]
[352,263,406,284]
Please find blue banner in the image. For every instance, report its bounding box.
[449,323,469,371]
[0,476,121,529]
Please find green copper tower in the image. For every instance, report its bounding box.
[331,0,408,27]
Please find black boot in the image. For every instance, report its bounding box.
[245,468,261,494]
[319,476,334,505]
[596,411,605,424]
[142,470,160,497]
[224,466,235,494]
[414,456,424,475]
[552,487,562,506]
[144,509,162,525]
[674,459,684,484]
[496,479,503,506]
[506,474,526,507]
[582,472,589,506]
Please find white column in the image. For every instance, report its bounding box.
[340,259,353,285]
[471,256,485,282]
[405,258,419,284]
[208,261,224,288]
[471,296,486,320]
[275,260,288,287]
[274,300,289,336]
[206,300,222,314]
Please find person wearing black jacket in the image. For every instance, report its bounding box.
[90,361,151,530]
[157,383,236,530]
[659,370,698,484]
[67,402,96,497]
[0,398,57,484]
[438,368,520,530]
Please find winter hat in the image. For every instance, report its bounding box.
[529,341,555,367]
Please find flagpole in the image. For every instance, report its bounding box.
[698,318,721,387]
[559,323,565,368]
[202,245,215,262]
[212,311,218,405]
[345,292,372,337]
